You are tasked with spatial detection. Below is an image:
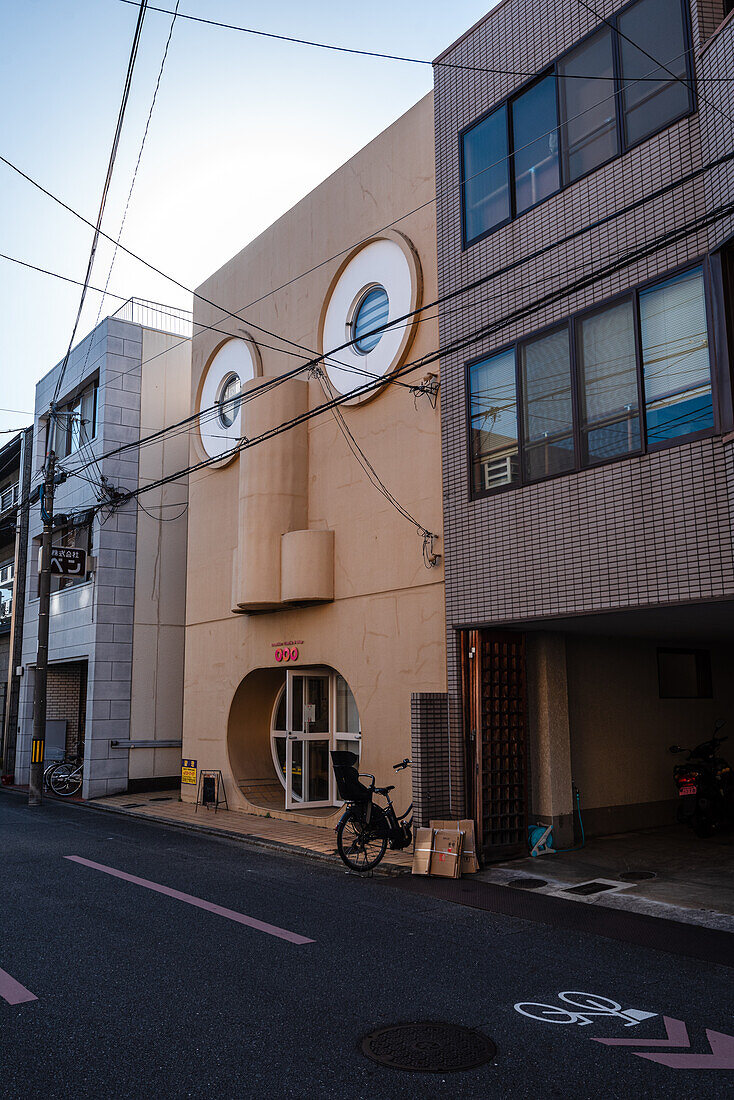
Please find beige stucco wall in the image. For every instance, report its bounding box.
[181,92,445,816]
[128,330,191,780]
[566,634,734,830]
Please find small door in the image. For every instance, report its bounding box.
[463,630,529,860]
[285,671,333,808]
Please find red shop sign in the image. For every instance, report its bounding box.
[275,647,299,663]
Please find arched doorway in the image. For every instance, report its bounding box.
[270,669,361,808]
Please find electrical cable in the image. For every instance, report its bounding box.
[62,150,734,483]
[52,193,734,523]
[575,0,734,128]
[69,1,181,401]
[3,31,714,407]
[52,1,150,406]
[61,195,734,519]
[115,0,734,82]
[314,367,439,561]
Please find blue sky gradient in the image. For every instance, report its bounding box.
[0,0,492,433]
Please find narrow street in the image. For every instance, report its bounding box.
[1,790,731,1098]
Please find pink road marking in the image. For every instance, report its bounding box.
[635,1029,734,1069]
[594,1016,690,1047]
[64,856,314,945]
[0,968,37,1005]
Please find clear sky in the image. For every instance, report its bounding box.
[0,0,493,434]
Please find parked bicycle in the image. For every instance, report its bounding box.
[330,751,412,871]
[45,757,83,797]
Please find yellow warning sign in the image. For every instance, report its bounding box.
[181,758,197,785]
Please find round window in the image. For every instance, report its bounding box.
[352,285,389,354]
[217,373,241,428]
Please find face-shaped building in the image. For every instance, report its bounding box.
[181,94,445,821]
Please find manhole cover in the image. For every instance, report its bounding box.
[619,870,657,882]
[510,877,547,890]
[562,880,618,896]
[360,1022,496,1073]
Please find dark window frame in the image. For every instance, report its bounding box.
[467,257,718,500]
[47,378,99,462]
[459,0,696,250]
[459,102,513,248]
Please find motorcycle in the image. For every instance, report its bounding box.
[669,720,734,837]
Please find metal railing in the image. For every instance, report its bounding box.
[112,297,193,338]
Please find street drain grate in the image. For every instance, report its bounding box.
[562,881,619,896]
[122,802,143,808]
[509,877,547,890]
[619,871,657,882]
[150,796,173,802]
[360,1022,496,1073]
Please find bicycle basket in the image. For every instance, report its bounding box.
[330,751,372,803]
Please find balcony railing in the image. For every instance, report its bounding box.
[112,297,193,338]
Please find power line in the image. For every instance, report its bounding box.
[91,1,181,330]
[62,147,734,481]
[61,196,734,520]
[52,1,150,406]
[0,252,130,302]
[2,31,714,404]
[116,0,734,82]
[575,0,734,128]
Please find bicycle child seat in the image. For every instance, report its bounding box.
[330,750,373,804]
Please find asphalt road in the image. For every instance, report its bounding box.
[1,790,732,1099]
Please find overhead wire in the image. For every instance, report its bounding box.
[61,146,734,483]
[52,0,150,406]
[2,33,713,411]
[59,195,734,520]
[69,0,181,404]
[116,0,734,82]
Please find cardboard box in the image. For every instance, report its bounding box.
[412,827,435,875]
[430,829,464,879]
[431,819,480,874]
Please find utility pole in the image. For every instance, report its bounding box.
[28,449,56,806]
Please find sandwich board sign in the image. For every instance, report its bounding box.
[50,547,87,577]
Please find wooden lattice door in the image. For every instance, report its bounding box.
[463,630,529,860]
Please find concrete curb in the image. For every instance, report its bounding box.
[0,786,410,877]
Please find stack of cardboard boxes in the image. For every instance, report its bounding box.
[412,819,479,878]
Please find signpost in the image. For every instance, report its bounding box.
[181,759,197,785]
[50,546,86,578]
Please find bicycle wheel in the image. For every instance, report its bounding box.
[336,812,387,872]
[49,763,82,797]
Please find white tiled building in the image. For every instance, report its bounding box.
[17,302,191,797]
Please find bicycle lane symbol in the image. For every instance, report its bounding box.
[514,991,657,1028]
[513,992,734,1069]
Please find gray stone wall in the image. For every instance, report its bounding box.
[19,317,142,797]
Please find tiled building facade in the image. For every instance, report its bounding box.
[429,0,734,856]
[17,305,191,797]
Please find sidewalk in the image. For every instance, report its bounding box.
[90,790,413,872]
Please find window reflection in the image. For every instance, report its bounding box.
[512,74,560,214]
[462,105,510,242]
[577,300,641,463]
[640,268,713,442]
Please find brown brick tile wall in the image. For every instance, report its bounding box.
[47,662,87,758]
[433,0,734,817]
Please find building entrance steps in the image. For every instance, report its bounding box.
[90,790,413,871]
[477,824,734,928]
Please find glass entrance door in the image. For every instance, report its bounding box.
[285,671,332,808]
